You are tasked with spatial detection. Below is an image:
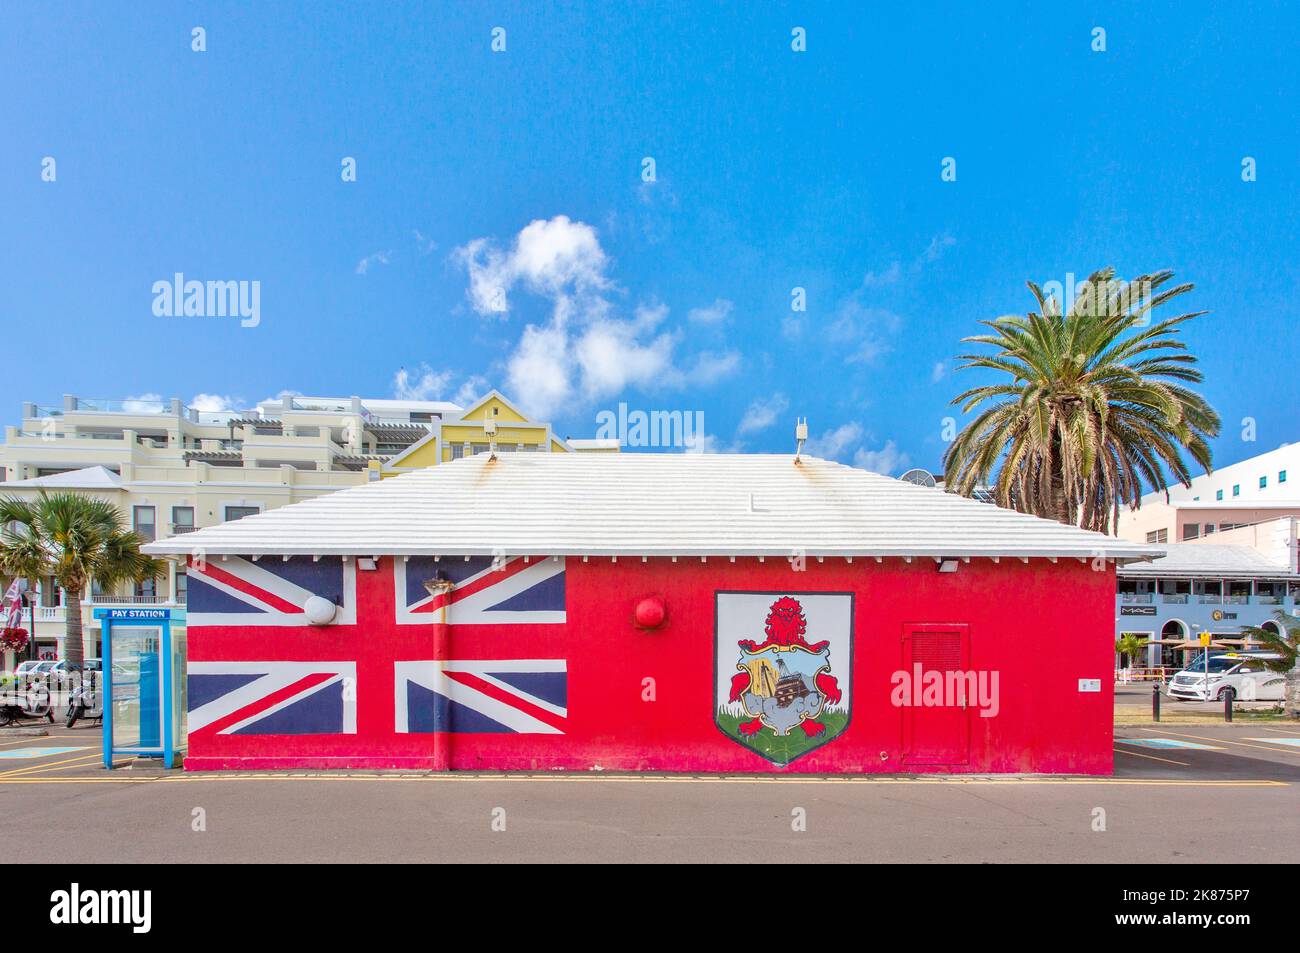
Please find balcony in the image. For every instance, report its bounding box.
[90,594,172,605]
[1120,593,1153,604]
[1197,594,1222,604]
[1161,594,1189,604]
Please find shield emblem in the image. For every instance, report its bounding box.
[714,592,854,765]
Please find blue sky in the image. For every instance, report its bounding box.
[3,2,1297,478]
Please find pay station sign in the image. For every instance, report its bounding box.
[93,608,171,621]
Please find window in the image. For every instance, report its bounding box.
[135,578,156,599]
[1204,524,1216,534]
[223,505,260,522]
[1281,470,1288,484]
[175,571,187,604]
[1232,484,1240,497]
[1215,489,1223,501]
[1182,524,1199,540]
[132,506,156,542]
[450,444,464,460]
[1145,529,1169,544]
[1260,476,1267,489]
[172,505,195,532]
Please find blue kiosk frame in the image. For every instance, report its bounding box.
[97,607,179,769]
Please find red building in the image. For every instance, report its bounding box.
[143,453,1157,774]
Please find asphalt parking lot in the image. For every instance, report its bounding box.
[1,720,1297,863]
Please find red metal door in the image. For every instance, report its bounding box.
[901,623,971,766]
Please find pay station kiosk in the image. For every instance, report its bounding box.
[96,607,187,769]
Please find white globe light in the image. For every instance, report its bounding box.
[303,596,338,626]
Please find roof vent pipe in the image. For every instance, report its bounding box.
[794,418,808,463]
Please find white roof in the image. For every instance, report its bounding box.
[1118,543,1296,579]
[143,453,1163,560]
[1,466,125,490]
[566,438,621,450]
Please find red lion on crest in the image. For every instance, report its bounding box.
[728,596,842,738]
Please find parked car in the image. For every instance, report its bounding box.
[1167,653,1286,702]
[13,660,54,678]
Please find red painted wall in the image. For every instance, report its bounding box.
[185,556,1116,774]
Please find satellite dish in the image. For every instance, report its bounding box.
[899,468,938,488]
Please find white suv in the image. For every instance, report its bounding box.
[1167,654,1286,702]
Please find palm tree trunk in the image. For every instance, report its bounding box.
[1286,669,1300,720]
[63,586,85,667]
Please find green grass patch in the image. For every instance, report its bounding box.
[716,707,849,764]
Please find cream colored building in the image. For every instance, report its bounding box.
[0,390,611,663]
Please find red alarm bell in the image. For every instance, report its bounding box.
[633,594,667,630]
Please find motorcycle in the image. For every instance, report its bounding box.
[65,676,103,728]
[0,676,54,727]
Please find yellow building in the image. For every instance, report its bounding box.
[375,390,618,477]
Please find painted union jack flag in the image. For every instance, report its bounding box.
[188,555,357,627]
[395,660,568,734]
[187,661,357,735]
[393,555,565,626]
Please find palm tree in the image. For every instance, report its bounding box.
[0,492,162,666]
[1115,633,1149,670]
[944,268,1220,532]
[1239,611,1300,719]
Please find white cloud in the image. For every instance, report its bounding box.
[413,229,437,254]
[355,250,391,275]
[507,324,574,415]
[393,364,454,401]
[921,233,956,263]
[738,393,789,435]
[688,298,733,324]
[682,350,741,386]
[861,261,902,289]
[805,422,864,460]
[188,393,241,413]
[574,318,677,399]
[804,422,910,475]
[123,393,163,413]
[830,302,900,367]
[452,375,489,407]
[457,215,610,319]
[931,361,947,382]
[458,215,739,419]
[854,441,910,475]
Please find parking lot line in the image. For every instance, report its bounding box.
[0,753,102,778]
[0,745,89,760]
[1113,746,1190,766]
[1244,737,1300,747]
[0,735,62,748]
[1139,727,1300,755]
[1118,738,1220,750]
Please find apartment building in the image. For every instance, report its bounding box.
[1117,442,1299,544]
[0,389,607,662]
